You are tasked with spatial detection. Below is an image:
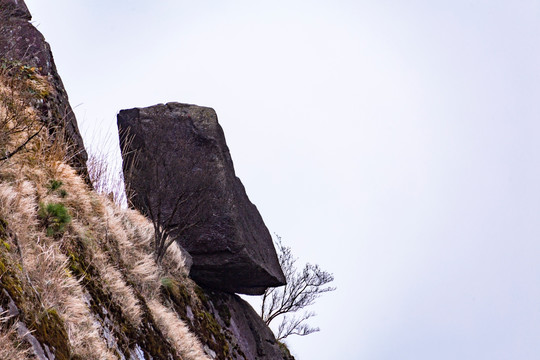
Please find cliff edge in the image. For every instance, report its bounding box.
[0,1,295,359]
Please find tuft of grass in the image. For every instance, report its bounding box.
[161,277,175,291]
[47,179,68,198]
[38,202,71,237]
[47,179,63,191]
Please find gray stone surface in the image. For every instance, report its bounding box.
[118,102,285,295]
[0,0,31,20]
[205,290,295,360]
[0,0,88,177]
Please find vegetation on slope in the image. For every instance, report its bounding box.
[0,60,214,359]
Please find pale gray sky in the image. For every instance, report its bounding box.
[25,1,540,359]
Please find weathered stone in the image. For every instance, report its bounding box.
[0,0,31,20]
[0,0,88,178]
[205,290,295,360]
[118,102,285,295]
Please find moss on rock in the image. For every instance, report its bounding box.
[33,308,71,360]
[162,282,248,360]
[66,237,182,360]
[0,217,7,239]
[0,247,72,358]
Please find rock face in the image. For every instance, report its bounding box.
[0,0,88,177]
[118,103,286,295]
[201,290,295,360]
[0,6,296,358]
[0,0,31,19]
[221,293,293,359]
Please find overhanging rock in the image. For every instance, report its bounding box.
[117,102,285,295]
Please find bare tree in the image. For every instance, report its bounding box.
[121,131,216,264]
[141,163,210,264]
[261,235,336,340]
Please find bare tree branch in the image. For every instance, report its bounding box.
[260,235,336,340]
[0,123,44,161]
[122,134,216,264]
[276,312,319,341]
[0,61,49,164]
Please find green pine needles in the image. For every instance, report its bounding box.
[38,202,71,237]
[47,179,63,191]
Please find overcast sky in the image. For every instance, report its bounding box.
[24,1,540,359]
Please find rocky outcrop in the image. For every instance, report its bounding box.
[187,288,295,360]
[117,103,286,295]
[0,4,297,359]
[210,292,294,360]
[0,0,88,177]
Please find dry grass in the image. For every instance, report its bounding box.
[91,249,143,326]
[87,144,126,206]
[0,63,74,175]
[0,64,47,159]
[0,313,31,359]
[0,181,117,359]
[148,299,210,360]
[27,243,116,360]
[0,66,208,359]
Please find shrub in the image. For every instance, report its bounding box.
[38,202,71,236]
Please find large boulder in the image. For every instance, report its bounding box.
[118,103,285,295]
[0,0,88,177]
